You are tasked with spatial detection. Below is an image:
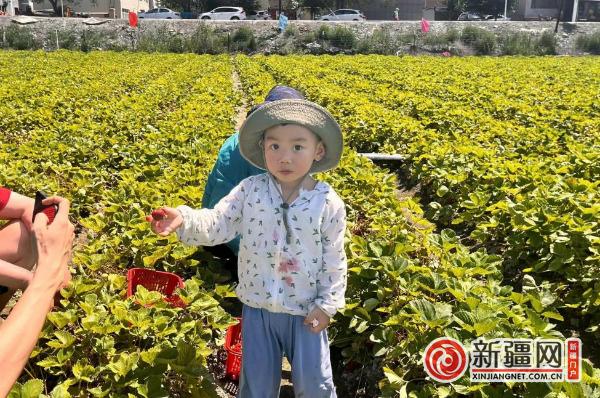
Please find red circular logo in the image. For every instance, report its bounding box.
[423,337,467,383]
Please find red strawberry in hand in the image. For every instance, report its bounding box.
[42,205,58,224]
[146,208,167,222]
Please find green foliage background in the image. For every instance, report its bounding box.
[0,51,599,397]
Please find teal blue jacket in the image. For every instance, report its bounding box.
[201,132,263,254]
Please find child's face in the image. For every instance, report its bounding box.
[263,124,325,188]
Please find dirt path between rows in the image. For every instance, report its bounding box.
[231,63,248,132]
[210,62,296,398]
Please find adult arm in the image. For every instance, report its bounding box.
[0,188,35,230]
[0,197,74,396]
[0,259,33,290]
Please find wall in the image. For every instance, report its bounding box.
[35,0,149,17]
[0,17,598,54]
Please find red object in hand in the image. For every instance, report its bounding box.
[32,191,58,225]
[41,205,57,224]
[146,209,167,222]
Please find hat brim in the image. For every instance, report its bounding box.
[239,99,343,173]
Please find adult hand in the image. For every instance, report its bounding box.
[146,207,183,237]
[0,196,74,394]
[304,306,331,334]
[32,196,74,292]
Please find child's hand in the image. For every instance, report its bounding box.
[146,207,183,237]
[304,307,330,333]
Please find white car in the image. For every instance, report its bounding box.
[318,9,366,21]
[138,8,181,19]
[199,6,246,20]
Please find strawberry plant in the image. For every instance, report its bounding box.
[1,52,599,397]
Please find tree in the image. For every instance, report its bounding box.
[160,0,208,12]
[237,0,259,13]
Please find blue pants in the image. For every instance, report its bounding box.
[238,305,337,398]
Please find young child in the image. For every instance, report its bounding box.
[149,95,347,397]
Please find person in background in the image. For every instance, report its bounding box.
[278,11,289,33]
[394,7,400,21]
[0,193,74,396]
[201,86,306,283]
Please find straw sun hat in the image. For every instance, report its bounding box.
[239,98,343,173]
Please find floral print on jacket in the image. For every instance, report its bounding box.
[176,174,347,317]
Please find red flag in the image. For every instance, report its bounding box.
[129,11,138,28]
[420,18,430,33]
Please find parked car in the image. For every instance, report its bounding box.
[247,10,270,20]
[138,8,181,19]
[485,14,511,21]
[199,6,246,20]
[457,11,485,20]
[318,9,366,21]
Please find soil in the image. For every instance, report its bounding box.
[230,64,249,131]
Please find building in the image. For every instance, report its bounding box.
[515,0,598,20]
[36,0,150,18]
[516,0,562,19]
[577,0,600,20]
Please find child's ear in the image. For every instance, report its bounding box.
[315,141,325,162]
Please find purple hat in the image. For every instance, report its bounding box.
[246,85,305,116]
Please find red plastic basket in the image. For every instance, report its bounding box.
[224,317,243,381]
[126,268,186,308]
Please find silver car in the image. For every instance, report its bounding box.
[199,6,246,20]
[247,10,270,20]
[138,8,181,19]
[318,9,366,21]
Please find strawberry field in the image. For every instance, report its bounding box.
[1,51,599,397]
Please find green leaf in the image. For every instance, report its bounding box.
[46,311,76,328]
[542,311,564,321]
[73,360,96,382]
[21,379,44,398]
[436,185,449,197]
[363,298,380,312]
[107,352,139,380]
[47,331,76,349]
[368,242,383,257]
[50,382,73,398]
[383,366,403,386]
[474,320,497,336]
[408,299,452,327]
[176,340,197,366]
[437,386,451,398]
[140,346,162,365]
[87,387,110,398]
